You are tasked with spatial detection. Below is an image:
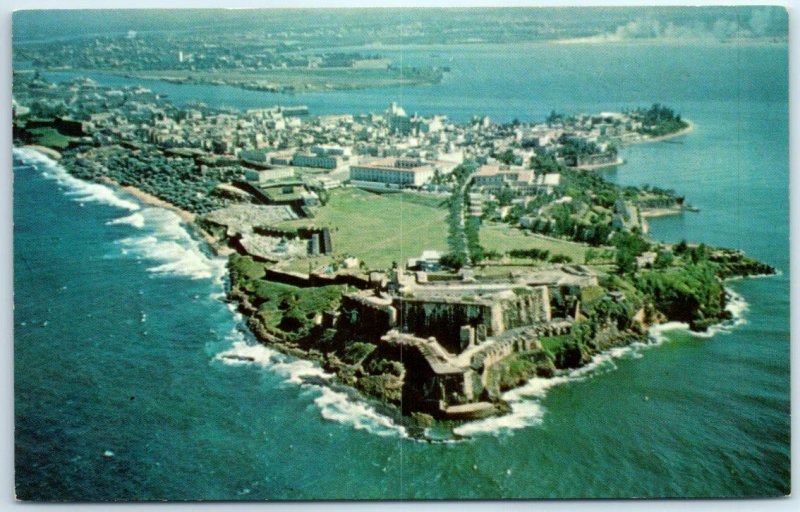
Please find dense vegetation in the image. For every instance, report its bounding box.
[634,264,725,330]
[230,254,345,340]
[441,163,481,270]
[633,103,689,137]
[61,146,241,214]
[556,134,616,167]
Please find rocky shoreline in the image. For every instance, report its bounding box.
[221,245,774,436]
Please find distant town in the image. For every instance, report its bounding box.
[13,72,773,431]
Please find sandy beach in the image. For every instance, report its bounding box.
[638,119,695,143]
[98,177,232,255]
[23,144,62,160]
[640,207,684,218]
[573,157,625,171]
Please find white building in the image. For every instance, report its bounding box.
[350,157,454,187]
[292,152,339,169]
[244,166,295,183]
[471,164,534,191]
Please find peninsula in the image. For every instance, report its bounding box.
[14,30,445,93]
[12,73,774,434]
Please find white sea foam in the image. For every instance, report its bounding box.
[647,321,691,344]
[14,147,228,282]
[63,182,141,212]
[14,148,141,212]
[116,208,227,281]
[215,340,406,438]
[454,376,570,437]
[313,387,405,437]
[107,212,146,229]
[724,287,749,327]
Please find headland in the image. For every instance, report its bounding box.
[12,73,775,435]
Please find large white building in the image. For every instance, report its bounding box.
[386,102,412,134]
[292,144,352,169]
[350,157,455,187]
[471,164,561,194]
[472,164,534,190]
[292,152,339,169]
[244,166,295,183]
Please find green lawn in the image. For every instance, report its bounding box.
[540,335,572,354]
[480,222,594,264]
[26,127,72,150]
[277,188,449,271]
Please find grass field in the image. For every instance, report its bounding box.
[480,222,594,264]
[26,127,72,150]
[277,188,449,271]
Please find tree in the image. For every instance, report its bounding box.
[616,249,637,275]
[530,153,562,174]
[654,250,674,269]
[546,110,564,126]
[440,252,467,271]
[550,254,573,264]
[496,186,515,207]
[497,149,517,165]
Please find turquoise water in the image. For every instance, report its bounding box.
[15,41,789,499]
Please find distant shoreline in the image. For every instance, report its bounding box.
[39,66,444,94]
[573,158,625,171]
[572,120,694,172]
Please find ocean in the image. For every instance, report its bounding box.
[14,40,789,499]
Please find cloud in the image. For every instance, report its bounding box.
[594,9,786,43]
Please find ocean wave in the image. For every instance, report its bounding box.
[215,340,406,438]
[648,321,691,344]
[14,147,140,212]
[724,288,749,326]
[115,208,226,281]
[14,147,226,282]
[106,212,146,229]
[314,387,405,437]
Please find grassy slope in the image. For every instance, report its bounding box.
[277,188,449,271]
[479,222,592,264]
[25,127,73,150]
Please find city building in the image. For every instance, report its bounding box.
[471,164,534,191]
[244,166,295,183]
[292,152,339,169]
[350,157,455,187]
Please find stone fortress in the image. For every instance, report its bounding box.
[340,266,598,419]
